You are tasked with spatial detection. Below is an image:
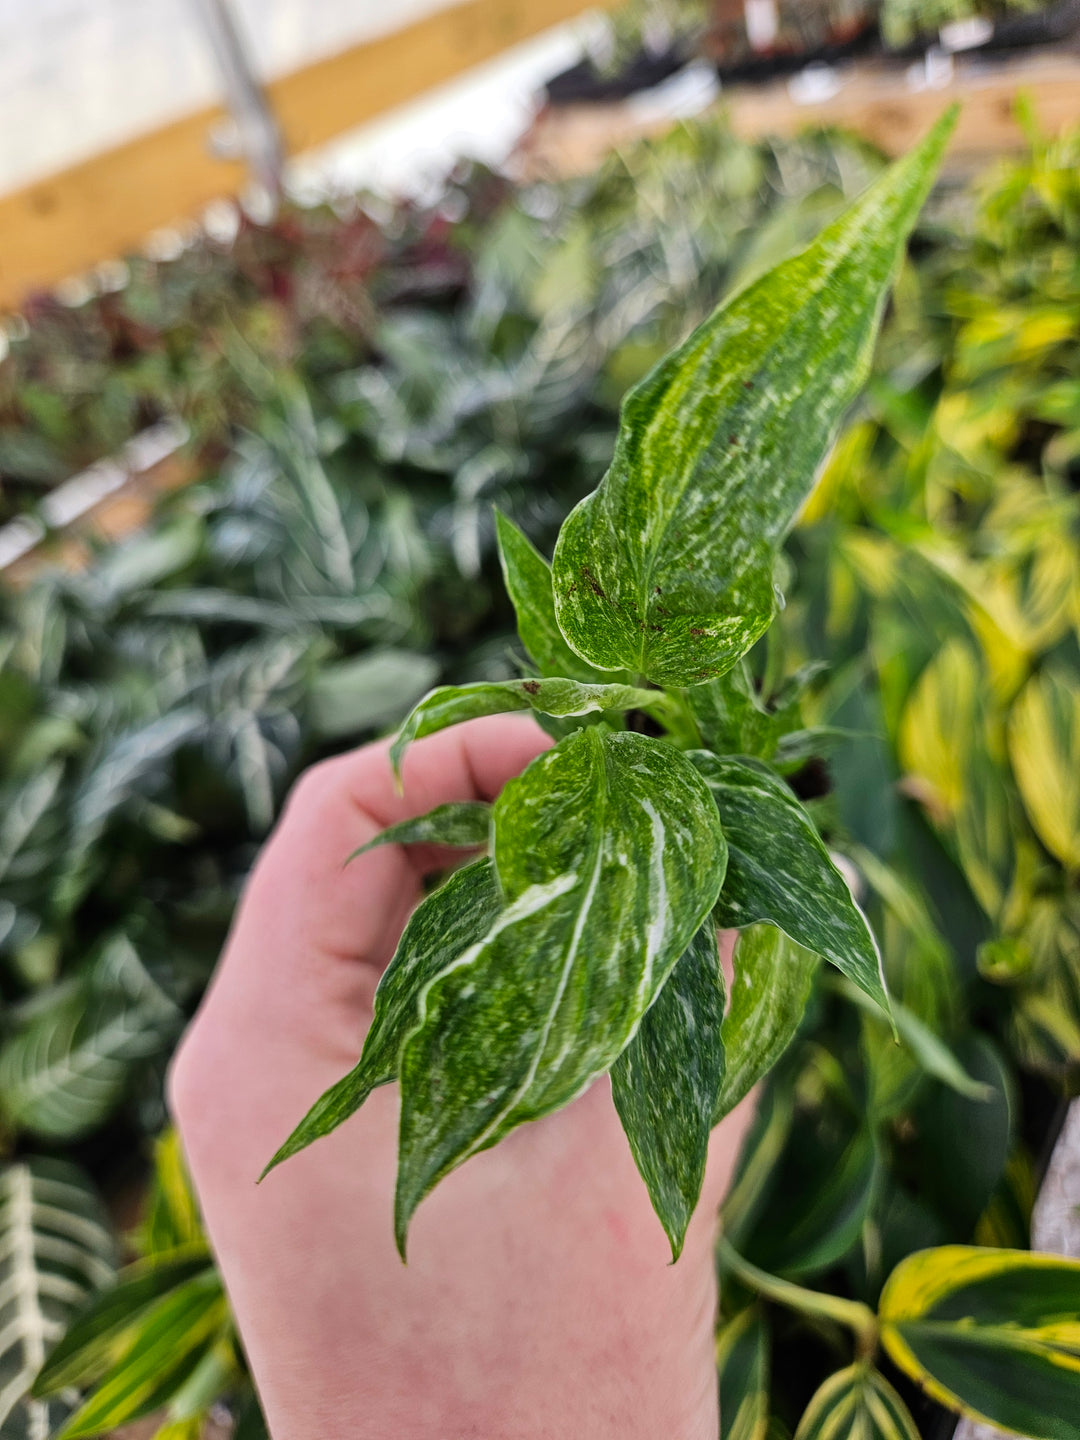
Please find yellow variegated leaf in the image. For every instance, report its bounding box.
[794,1364,920,1440]
[1009,667,1080,869]
[880,1246,1080,1440]
[898,639,980,821]
[717,1306,770,1440]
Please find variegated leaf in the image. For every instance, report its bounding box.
[716,924,819,1122]
[1009,666,1080,870]
[717,1305,770,1440]
[264,860,501,1176]
[611,921,726,1258]
[346,801,491,862]
[395,728,728,1252]
[494,510,604,681]
[880,1246,1080,1440]
[390,677,672,778]
[686,661,778,759]
[689,753,887,1013]
[551,111,956,685]
[794,1364,920,1440]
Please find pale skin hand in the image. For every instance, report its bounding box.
[169,715,755,1440]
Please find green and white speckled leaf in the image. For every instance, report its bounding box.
[611,921,726,1259]
[690,752,887,1014]
[394,728,728,1252]
[390,677,670,777]
[494,511,604,681]
[716,923,819,1121]
[794,1365,920,1440]
[686,660,779,758]
[263,860,500,1176]
[551,111,955,685]
[345,801,491,862]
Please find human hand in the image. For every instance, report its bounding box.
[169,715,755,1440]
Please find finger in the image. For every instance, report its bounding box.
[238,713,550,974]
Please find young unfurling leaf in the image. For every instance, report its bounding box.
[394,727,728,1252]
[611,920,726,1260]
[390,677,672,777]
[551,110,957,685]
[263,860,500,1176]
[346,801,491,862]
[690,753,887,1015]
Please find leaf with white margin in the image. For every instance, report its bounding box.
[389,677,673,778]
[715,923,819,1121]
[263,860,500,1176]
[346,802,491,862]
[551,110,956,685]
[690,752,888,1015]
[395,728,728,1253]
[611,920,726,1259]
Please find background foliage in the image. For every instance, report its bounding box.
[0,107,1077,1436]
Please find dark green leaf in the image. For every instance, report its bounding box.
[690,752,887,1014]
[346,802,491,861]
[390,677,672,777]
[395,728,727,1252]
[716,924,819,1121]
[717,1305,770,1440]
[880,1246,1080,1440]
[263,859,501,1176]
[611,921,726,1259]
[550,111,956,684]
[494,511,602,681]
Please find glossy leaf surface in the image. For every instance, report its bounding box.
[346,801,491,862]
[715,924,819,1121]
[611,921,726,1258]
[395,728,728,1251]
[265,860,501,1175]
[880,1246,1080,1440]
[494,511,603,681]
[691,753,887,1013]
[390,677,669,777]
[551,111,956,684]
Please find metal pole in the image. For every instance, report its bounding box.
[191,0,284,200]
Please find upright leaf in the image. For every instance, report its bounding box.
[717,1305,770,1440]
[794,1365,920,1440]
[879,1246,1080,1440]
[1009,666,1080,869]
[264,860,501,1175]
[390,677,671,777]
[551,111,956,684]
[494,511,602,681]
[395,728,727,1252]
[611,921,726,1259]
[690,753,887,1013]
[716,924,819,1121]
[686,661,777,758]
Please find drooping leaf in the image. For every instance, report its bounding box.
[395,728,728,1252]
[346,801,492,862]
[715,924,819,1121]
[794,1364,920,1440]
[389,677,672,777]
[879,1246,1080,1440]
[690,753,887,1013]
[551,110,956,685]
[263,859,501,1175]
[717,1305,770,1440]
[33,1248,213,1396]
[52,1269,229,1440]
[494,511,602,681]
[0,934,181,1141]
[0,1159,116,1440]
[611,920,726,1259]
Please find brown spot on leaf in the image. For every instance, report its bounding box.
[690,627,708,637]
[581,566,606,600]
[522,680,541,695]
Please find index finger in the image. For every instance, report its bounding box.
[241,713,551,973]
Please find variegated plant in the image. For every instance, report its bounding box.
[264,110,957,1260]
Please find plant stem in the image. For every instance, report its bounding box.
[717,1236,879,1360]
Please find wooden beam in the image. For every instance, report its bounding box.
[0,0,614,310]
[515,51,1080,180]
